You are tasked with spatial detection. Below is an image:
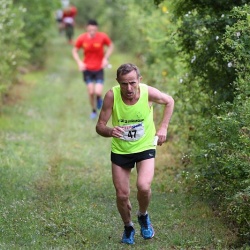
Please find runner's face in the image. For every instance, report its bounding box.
[117,70,141,100]
[87,24,98,37]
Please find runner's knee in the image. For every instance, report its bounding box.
[116,191,129,202]
[88,90,95,96]
[137,182,151,193]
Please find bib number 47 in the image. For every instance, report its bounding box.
[128,130,137,139]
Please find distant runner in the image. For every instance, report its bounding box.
[62,5,77,44]
[72,19,114,119]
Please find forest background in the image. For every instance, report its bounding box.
[0,0,249,247]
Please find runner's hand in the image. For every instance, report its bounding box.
[78,61,86,71]
[111,126,125,138]
[156,127,167,146]
[101,58,109,68]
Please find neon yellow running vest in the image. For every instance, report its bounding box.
[111,83,156,154]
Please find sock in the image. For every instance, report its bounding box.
[125,222,134,227]
[92,109,96,113]
[137,211,147,217]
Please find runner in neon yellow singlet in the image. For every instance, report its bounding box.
[96,63,174,245]
[112,83,156,154]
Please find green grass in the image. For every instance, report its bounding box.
[0,29,242,249]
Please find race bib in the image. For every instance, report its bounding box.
[120,123,145,141]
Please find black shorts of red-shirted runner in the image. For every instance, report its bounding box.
[82,69,104,84]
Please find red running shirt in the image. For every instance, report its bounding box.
[75,32,112,71]
[63,6,77,18]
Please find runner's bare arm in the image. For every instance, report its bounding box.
[105,42,114,59]
[148,86,174,145]
[96,90,124,138]
[72,47,86,71]
[102,42,114,68]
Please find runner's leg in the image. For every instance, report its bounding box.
[112,163,132,225]
[95,83,103,97]
[136,158,155,213]
[95,83,103,109]
[95,70,104,108]
[87,83,96,110]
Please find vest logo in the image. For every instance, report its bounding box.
[82,43,88,48]
[93,43,101,47]
[118,119,144,124]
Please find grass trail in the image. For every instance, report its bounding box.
[0,30,238,249]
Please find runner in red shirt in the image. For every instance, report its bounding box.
[62,5,77,44]
[72,20,114,119]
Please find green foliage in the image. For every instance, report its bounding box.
[192,99,250,240]
[219,5,250,81]
[154,0,164,5]
[173,0,248,106]
[0,0,60,103]
[121,1,180,90]
[13,0,60,67]
[0,0,29,95]
[73,0,103,25]
[185,5,250,242]
[173,0,247,17]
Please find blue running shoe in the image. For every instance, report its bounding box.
[121,226,135,244]
[97,97,103,110]
[90,111,97,119]
[138,214,155,239]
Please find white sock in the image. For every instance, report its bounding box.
[125,222,134,227]
[137,210,147,217]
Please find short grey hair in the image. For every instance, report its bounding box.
[116,63,141,79]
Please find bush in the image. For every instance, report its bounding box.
[0,0,60,104]
[13,0,60,67]
[0,0,29,96]
[172,0,247,107]
[192,96,250,241]
[188,5,250,242]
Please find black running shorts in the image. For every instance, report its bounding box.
[82,69,104,84]
[111,149,156,168]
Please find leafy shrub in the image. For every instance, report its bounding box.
[0,0,60,103]
[189,5,250,242]
[0,0,29,96]
[192,97,250,241]
[172,0,248,107]
[13,0,59,67]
